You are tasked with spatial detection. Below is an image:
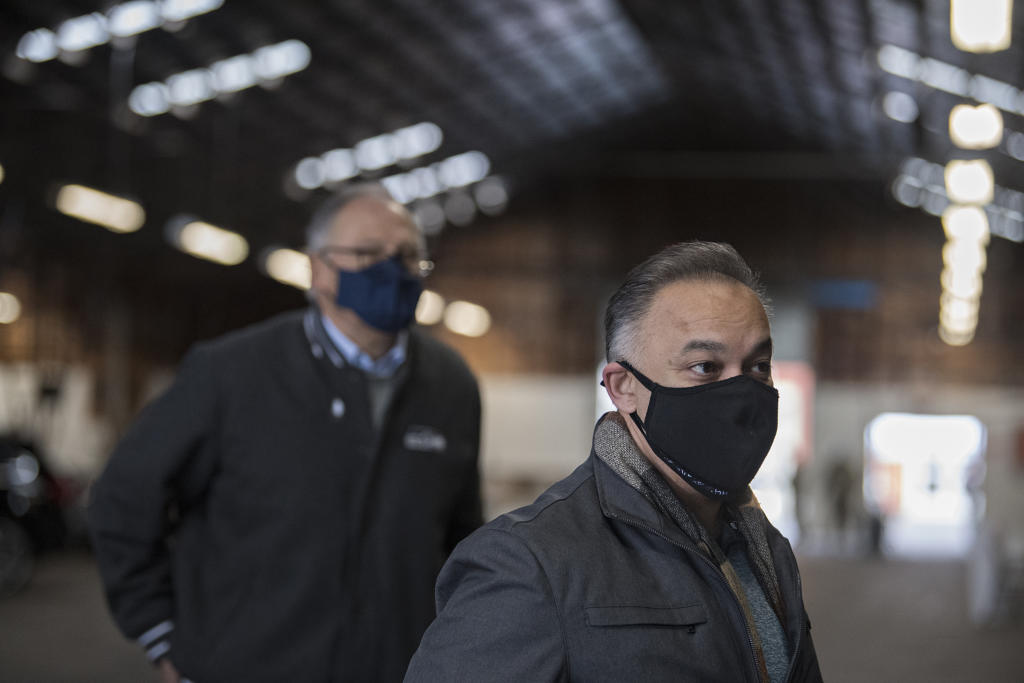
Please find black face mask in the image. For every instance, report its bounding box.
[618,360,779,499]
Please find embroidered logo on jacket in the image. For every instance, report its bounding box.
[403,426,447,453]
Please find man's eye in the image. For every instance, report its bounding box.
[691,362,717,375]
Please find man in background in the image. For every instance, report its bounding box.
[89,184,482,683]
[406,241,821,682]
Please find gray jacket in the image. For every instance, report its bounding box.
[406,417,821,682]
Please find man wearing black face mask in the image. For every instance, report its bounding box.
[89,184,482,683]
[406,241,822,683]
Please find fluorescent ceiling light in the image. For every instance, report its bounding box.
[444,301,491,337]
[940,291,980,316]
[942,239,987,274]
[0,292,22,325]
[55,184,145,233]
[129,83,171,116]
[940,306,979,333]
[291,123,448,191]
[415,290,446,326]
[350,123,443,169]
[263,247,311,289]
[210,55,257,93]
[893,156,1024,243]
[355,134,396,171]
[940,293,980,323]
[882,91,918,123]
[294,157,326,190]
[322,149,358,183]
[438,151,491,188]
[161,0,224,23]
[939,325,975,346]
[251,40,311,80]
[944,160,994,204]
[412,201,446,236]
[56,13,109,53]
[949,104,1003,149]
[167,69,215,107]
[877,45,1024,117]
[473,177,509,216]
[18,0,224,64]
[393,123,444,160]
[941,267,983,299]
[16,29,58,63]
[443,193,476,227]
[942,206,990,245]
[130,40,311,116]
[376,151,491,204]
[108,1,162,37]
[951,0,1012,53]
[169,218,249,266]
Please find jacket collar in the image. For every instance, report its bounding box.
[303,307,345,368]
[302,306,414,376]
[591,412,699,549]
[591,412,764,545]
[592,411,786,619]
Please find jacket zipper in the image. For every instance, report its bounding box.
[606,511,766,683]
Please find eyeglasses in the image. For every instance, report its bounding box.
[315,244,433,276]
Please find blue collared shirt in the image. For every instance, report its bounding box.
[320,314,408,379]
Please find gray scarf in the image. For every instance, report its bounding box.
[593,412,784,618]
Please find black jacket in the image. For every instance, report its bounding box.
[405,424,822,682]
[89,309,482,682]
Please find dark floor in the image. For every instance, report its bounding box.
[0,551,1022,682]
[801,556,1024,682]
[0,550,155,683]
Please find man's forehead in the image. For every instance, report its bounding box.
[651,278,766,317]
[328,197,416,241]
[677,336,773,355]
[640,279,770,348]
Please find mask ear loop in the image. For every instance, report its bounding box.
[616,359,658,391]
[615,360,658,437]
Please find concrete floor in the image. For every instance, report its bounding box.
[800,556,1024,682]
[0,551,1022,682]
[0,550,155,683]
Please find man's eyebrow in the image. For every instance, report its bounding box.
[681,339,727,353]
[749,337,773,357]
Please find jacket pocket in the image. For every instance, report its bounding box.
[585,604,707,628]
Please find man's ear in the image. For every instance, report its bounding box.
[601,362,638,414]
[308,251,335,297]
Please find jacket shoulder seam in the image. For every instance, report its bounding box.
[501,469,594,529]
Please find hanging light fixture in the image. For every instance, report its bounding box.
[951,0,1012,53]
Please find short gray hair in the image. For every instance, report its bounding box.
[305,182,415,251]
[604,241,769,362]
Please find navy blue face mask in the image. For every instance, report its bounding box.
[334,254,423,332]
[618,359,779,499]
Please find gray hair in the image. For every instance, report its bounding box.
[604,241,770,362]
[305,182,421,251]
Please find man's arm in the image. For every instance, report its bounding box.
[87,346,219,666]
[405,527,566,682]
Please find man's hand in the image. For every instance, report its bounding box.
[157,658,181,683]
